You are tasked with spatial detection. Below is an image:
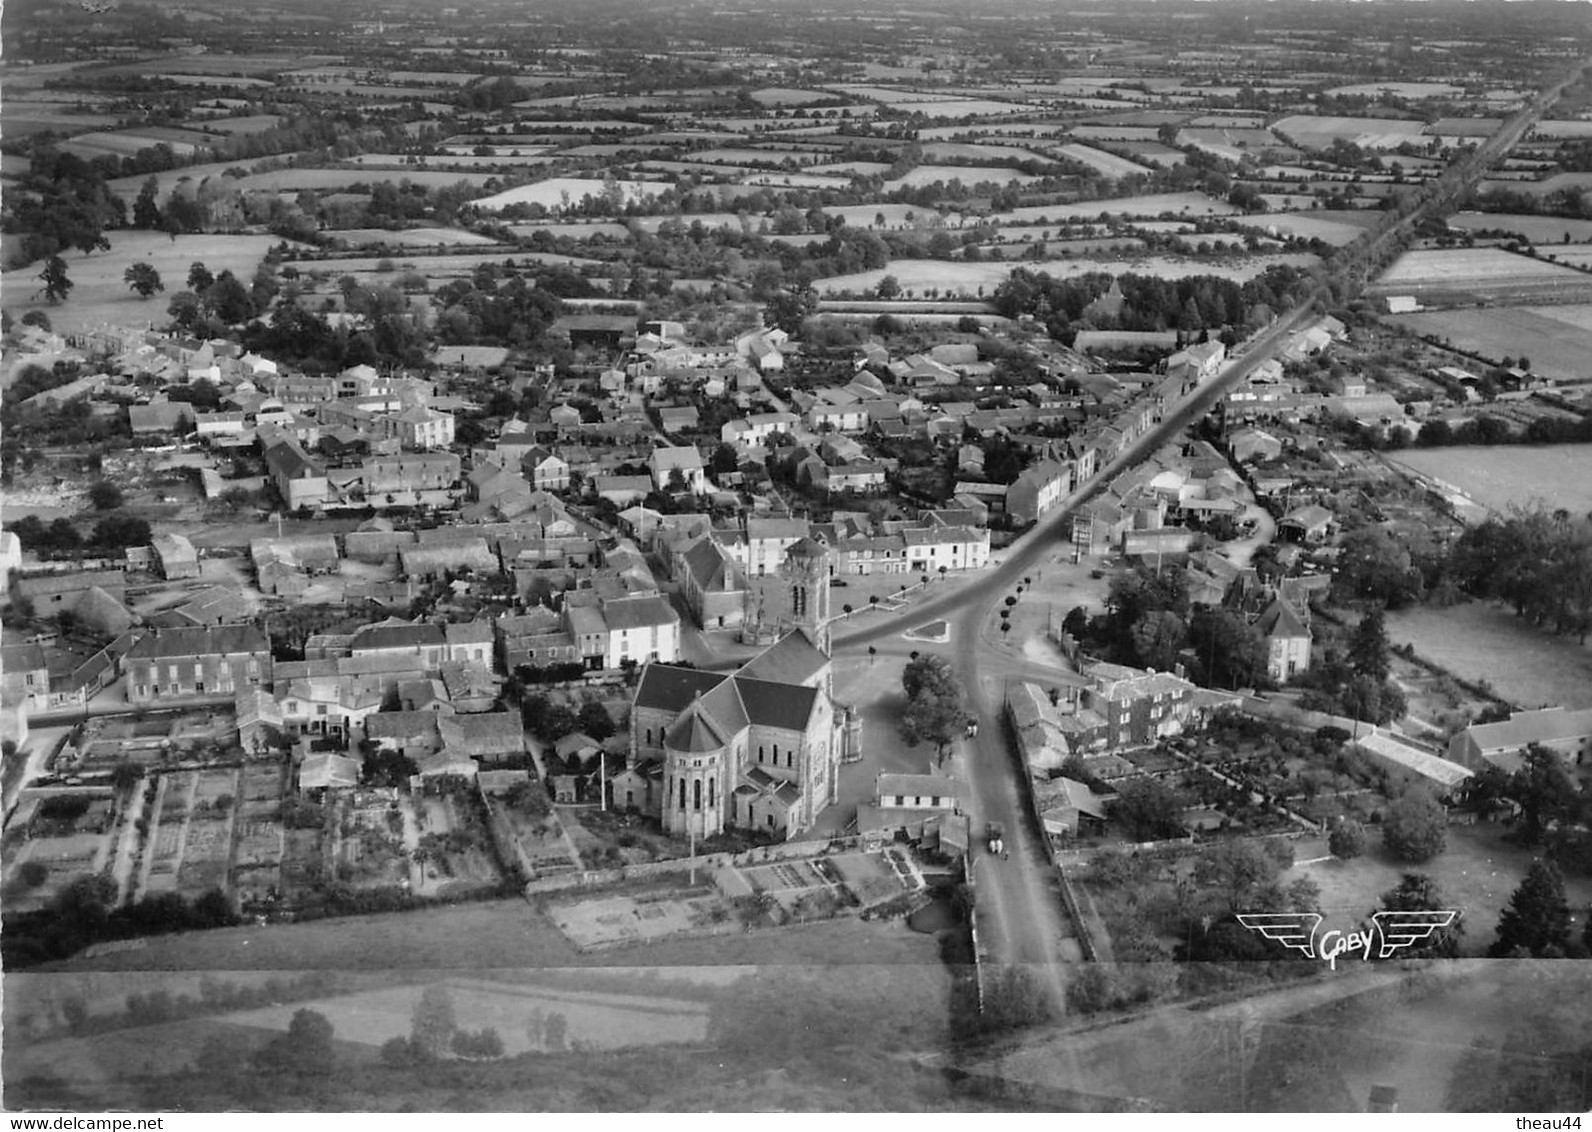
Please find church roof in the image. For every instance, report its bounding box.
[666,705,728,752]
[734,677,818,732]
[735,630,827,686]
[634,664,727,712]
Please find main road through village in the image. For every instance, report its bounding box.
[831,298,1327,1011]
[828,52,1592,1021]
[829,51,1591,1026]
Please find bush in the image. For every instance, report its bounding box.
[1329,819,1367,860]
[18,860,49,888]
[1382,791,1447,863]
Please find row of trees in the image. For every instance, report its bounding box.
[1446,507,1592,644]
[992,263,1316,341]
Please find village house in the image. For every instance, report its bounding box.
[125,625,272,704]
[1448,706,1592,773]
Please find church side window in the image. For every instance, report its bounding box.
[792,585,806,617]
[708,778,715,807]
[693,780,702,810]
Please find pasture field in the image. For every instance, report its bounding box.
[1445,211,1592,244]
[43,891,947,974]
[1533,120,1592,139]
[1387,597,1592,712]
[809,160,892,177]
[61,129,210,160]
[292,250,599,277]
[815,252,1320,297]
[1385,444,1592,519]
[1050,143,1153,179]
[350,152,559,169]
[919,141,1051,163]
[235,167,499,191]
[749,87,834,107]
[1325,80,1466,99]
[992,190,1239,223]
[1383,305,1592,381]
[692,147,824,166]
[505,221,631,240]
[882,164,1044,190]
[472,176,674,213]
[201,114,285,134]
[323,227,501,249]
[1272,114,1428,150]
[1479,171,1592,198]
[0,231,283,336]
[737,172,851,189]
[1231,211,1377,246]
[1370,247,1588,297]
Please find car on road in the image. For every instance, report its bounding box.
[987,821,1005,856]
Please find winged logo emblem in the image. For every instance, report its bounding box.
[1371,910,1458,959]
[1234,912,1322,958]
[1235,910,1457,969]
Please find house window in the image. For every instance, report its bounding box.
[787,751,793,769]
[772,743,779,760]
[767,814,774,828]
[196,682,205,694]
[758,746,764,764]
[136,685,147,698]
[646,728,653,745]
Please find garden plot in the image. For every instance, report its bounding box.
[552,889,733,949]
[334,798,410,889]
[4,820,110,914]
[141,772,197,897]
[1384,305,1592,381]
[412,789,502,895]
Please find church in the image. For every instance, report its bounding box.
[622,534,861,840]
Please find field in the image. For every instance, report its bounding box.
[1324,81,1466,99]
[1272,115,1428,150]
[1279,822,1592,949]
[1384,305,1592,381]
[1370,247,1591,303]
[472,176,674,213]
[41,891,947,974]
[992,191,1240,223]
[1386,599,1592,711]
[1050,143,1153,179]
[1387,444,1592,517]
[1444,211,1592,244]
[324,226,502,248]
[1232,210,1379,246]
[1,231,283,334]
[882,164,1044,190]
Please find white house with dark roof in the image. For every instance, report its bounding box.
[648,445,707,493]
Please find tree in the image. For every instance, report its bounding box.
[255,1008,335,1075]
[1348,607,1391,682]
[1378,873,1463,957]
[875,274,902,299]
[1491,859,1572,957]
[898,654,964,759]
[1193,840,1279,912]
[86,481,124,511]
[1329,818,1367,860]
[1130,609,1187,671]
[1508,744,1578,846]
[1107,777,1186,842]
[19,861,49,888]
[1382,790,1447,863]
[40,256,73,305]
[187,262,214,293]
[576,700,615,741]
[123,262,163,299]
[410,985,457,1059]
[132,177,163,229]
